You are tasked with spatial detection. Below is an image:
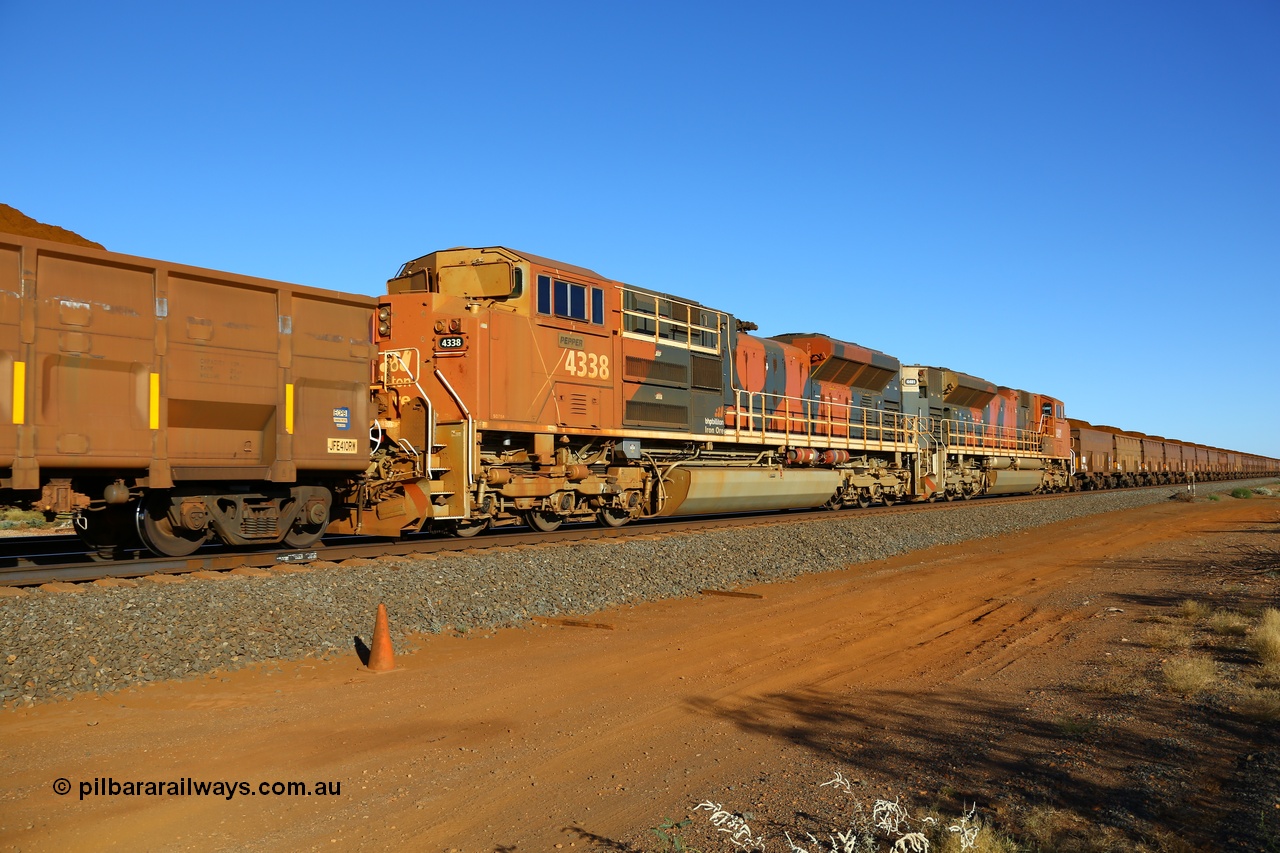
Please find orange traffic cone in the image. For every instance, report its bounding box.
[367,603,395,672]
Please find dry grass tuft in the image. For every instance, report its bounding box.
[1248,608,1280,664]
[1142,623,1193,651]
[1018,805,1134,852]
[934,828,1020,853]
[1236,686,1280,723]
[1207,608,1251,637]
[1161,655,1218,695]
[1088,671,1146,696]
[1177,599,1210,622]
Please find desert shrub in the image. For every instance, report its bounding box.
[1017,805,1134,852]
[1248,608,1280,664]
[1178,599,1210,622]
[1230,488,1252,499]
[1237,686,1280,723]
[1161,655,1218,695]
[1207,494,1221,502]
[1143,624,1193,650]
[1207,608,1251,637]
[0,507,48,529]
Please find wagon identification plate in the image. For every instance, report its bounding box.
[327,438,359,454]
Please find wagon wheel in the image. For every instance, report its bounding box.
[75,505,140,561]
[283,522,326,549]
[856,492,872,509]
[450,518,490,538]
[524,510,563,533]
[597,507,630,528]
[136,498,206,557]
[283,491,331,548]
[960,488,973,501]
[943,490,956,502]
[283,505,329,548]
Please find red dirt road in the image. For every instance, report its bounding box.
[1,497,1272,851]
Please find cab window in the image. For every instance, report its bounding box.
[537,275,603,324]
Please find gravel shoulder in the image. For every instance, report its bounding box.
[3,485,1258,707]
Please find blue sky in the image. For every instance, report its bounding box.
[4,1,1278,457]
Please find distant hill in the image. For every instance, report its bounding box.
[0,204,103,249]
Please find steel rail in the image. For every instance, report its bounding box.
[0,480,1256,588]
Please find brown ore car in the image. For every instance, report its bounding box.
[0,232,374,556]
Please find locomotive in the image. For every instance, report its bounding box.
[1,233,1276,557]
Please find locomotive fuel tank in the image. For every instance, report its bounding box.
[654,466,842,516]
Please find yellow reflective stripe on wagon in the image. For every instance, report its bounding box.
[11,361,24,425]
[149,372,160,429]
[285,383,294,435]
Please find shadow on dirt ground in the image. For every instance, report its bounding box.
[680,542,1280,851]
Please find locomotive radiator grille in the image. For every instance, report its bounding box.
[624,356,687,385]
[625,400,688,426]
[690,354,722,390]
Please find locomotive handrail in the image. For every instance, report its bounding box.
[933,417,1049,456]
[618,285,725,355]
[727,388,916,452]
[433,368,475,490]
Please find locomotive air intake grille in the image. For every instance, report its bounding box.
[624,357,686,385]
[690,355,722,390]
[625,400,688,426]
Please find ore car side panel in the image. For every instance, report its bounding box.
[288,292,374,473]
[0,233,373,498]
[165,272,280,477]
[32,249,156,466]
[0,241,20,472]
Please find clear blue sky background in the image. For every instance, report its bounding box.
[4,1,1277,457]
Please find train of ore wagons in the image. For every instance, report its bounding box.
[1,232,1276,558]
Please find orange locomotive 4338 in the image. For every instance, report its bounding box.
[2,236,1276,556]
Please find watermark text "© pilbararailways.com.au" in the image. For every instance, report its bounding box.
[52,777,341,800]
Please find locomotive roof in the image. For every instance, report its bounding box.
[395,246,606,282]
[505,248,606,281]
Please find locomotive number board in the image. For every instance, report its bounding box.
[561,348,611,380]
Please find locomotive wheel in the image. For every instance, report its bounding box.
[525,510,562,533]
[451,518,490,538]
[136,499,207,557]
[597,507,630,528]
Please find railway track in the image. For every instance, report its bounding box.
[0,481,1233,588]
